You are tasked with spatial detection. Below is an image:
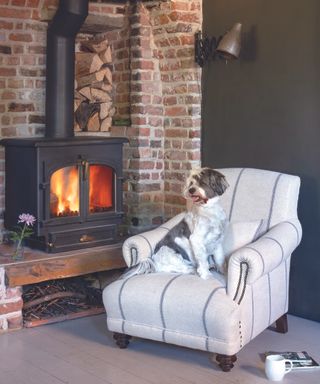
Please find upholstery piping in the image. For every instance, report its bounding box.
[228,168,246,221]
[159,274,182,342]
[266,173,283,229]
[202,286,225,351]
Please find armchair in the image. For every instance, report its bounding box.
[103,168,302,371]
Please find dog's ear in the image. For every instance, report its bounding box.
[208,170,229,197]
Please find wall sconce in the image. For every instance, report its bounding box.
[195,23,242,67]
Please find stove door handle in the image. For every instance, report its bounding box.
[81,160,89,181]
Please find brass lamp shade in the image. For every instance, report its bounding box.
[216,22,242,60]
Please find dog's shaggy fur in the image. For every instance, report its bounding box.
[123,167,229,279]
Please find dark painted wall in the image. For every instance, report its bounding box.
[202,0,320,321]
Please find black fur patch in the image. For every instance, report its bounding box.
[154,219,191,261]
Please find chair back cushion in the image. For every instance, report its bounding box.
[218,168,300,229]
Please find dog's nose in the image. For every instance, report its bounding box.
[189,187,196,194]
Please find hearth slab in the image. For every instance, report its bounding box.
[0,242,126,287]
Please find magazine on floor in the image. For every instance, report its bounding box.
[265,351,320,370]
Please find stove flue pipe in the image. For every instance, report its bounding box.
[45,0,89,138]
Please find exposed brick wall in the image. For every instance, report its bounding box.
[0,0,202,237]
[112,0,202,231]
[0,267,23,331]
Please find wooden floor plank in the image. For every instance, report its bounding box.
[1,314,320,384]
[30,316,234,384]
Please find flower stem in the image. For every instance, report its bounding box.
[15,223,26,255]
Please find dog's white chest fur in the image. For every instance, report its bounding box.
[185,197,226,249]
[184,197,227,277]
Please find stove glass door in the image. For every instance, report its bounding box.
[89,164,114,214]
[50,165,80,218]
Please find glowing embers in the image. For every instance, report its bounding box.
[89,165,113,213]
[50,166,79,217]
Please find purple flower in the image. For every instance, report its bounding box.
[18,213,36,226]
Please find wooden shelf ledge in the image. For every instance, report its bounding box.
[0,243,126,287]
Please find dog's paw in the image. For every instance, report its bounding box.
[215,261,227,275]
[197,267,213,280]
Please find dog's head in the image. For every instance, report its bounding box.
[184,167,229,204]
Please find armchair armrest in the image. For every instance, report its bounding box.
[122,213,185,267]
[227,218,302,304]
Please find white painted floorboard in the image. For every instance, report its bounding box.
[0,314,319,384]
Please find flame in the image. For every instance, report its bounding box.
[50,166,79,216]
[89,165,113,212]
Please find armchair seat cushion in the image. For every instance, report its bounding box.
[103,273,242,355]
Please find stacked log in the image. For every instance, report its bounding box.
[74,38,115,132]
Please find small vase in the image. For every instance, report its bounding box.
[12,240,25,261]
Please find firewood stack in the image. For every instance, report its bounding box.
[74,38,115,132]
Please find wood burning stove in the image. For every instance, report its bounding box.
[1,137,127,252]
[1,0,128,253]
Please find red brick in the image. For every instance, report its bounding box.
[27,0,40,7]
[0,7,31,18]
[0,67,16,76]
[189,129,201,138]
[2,115,10,125]
[180,35,194,46]
[163,96,177,106]
[131,116,147,125]
[8,102,35,112]
[0,299,23,315]
[144,105,163,116]
[165,150,187,161]
[131,60,154,70]
[5,287,22,300]
[1,91,16,100]
[7,315,23,330]
[12,116,27,124]
[0,45,11,55]
[165,106,188,116]
[129,160,155,170]
[12,0,26,6]
[171,2,190,11]
[4,56,20,65]
[0,20,13,29]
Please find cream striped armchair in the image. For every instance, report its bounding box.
[103,168,302,372]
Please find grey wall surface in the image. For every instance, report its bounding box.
[202,0,320,321]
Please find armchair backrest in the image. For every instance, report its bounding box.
[218,168,300,229]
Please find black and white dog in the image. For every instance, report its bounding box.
[124,167,229,279]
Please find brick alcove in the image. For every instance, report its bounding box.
[0,0,202,331]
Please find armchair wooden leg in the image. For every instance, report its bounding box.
[275,314,288,334]
[215,354,237,372]
[113,332,132,349]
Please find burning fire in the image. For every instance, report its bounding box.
[50,164,113,217]
[89,165,113,212]
[50,166,79,217]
